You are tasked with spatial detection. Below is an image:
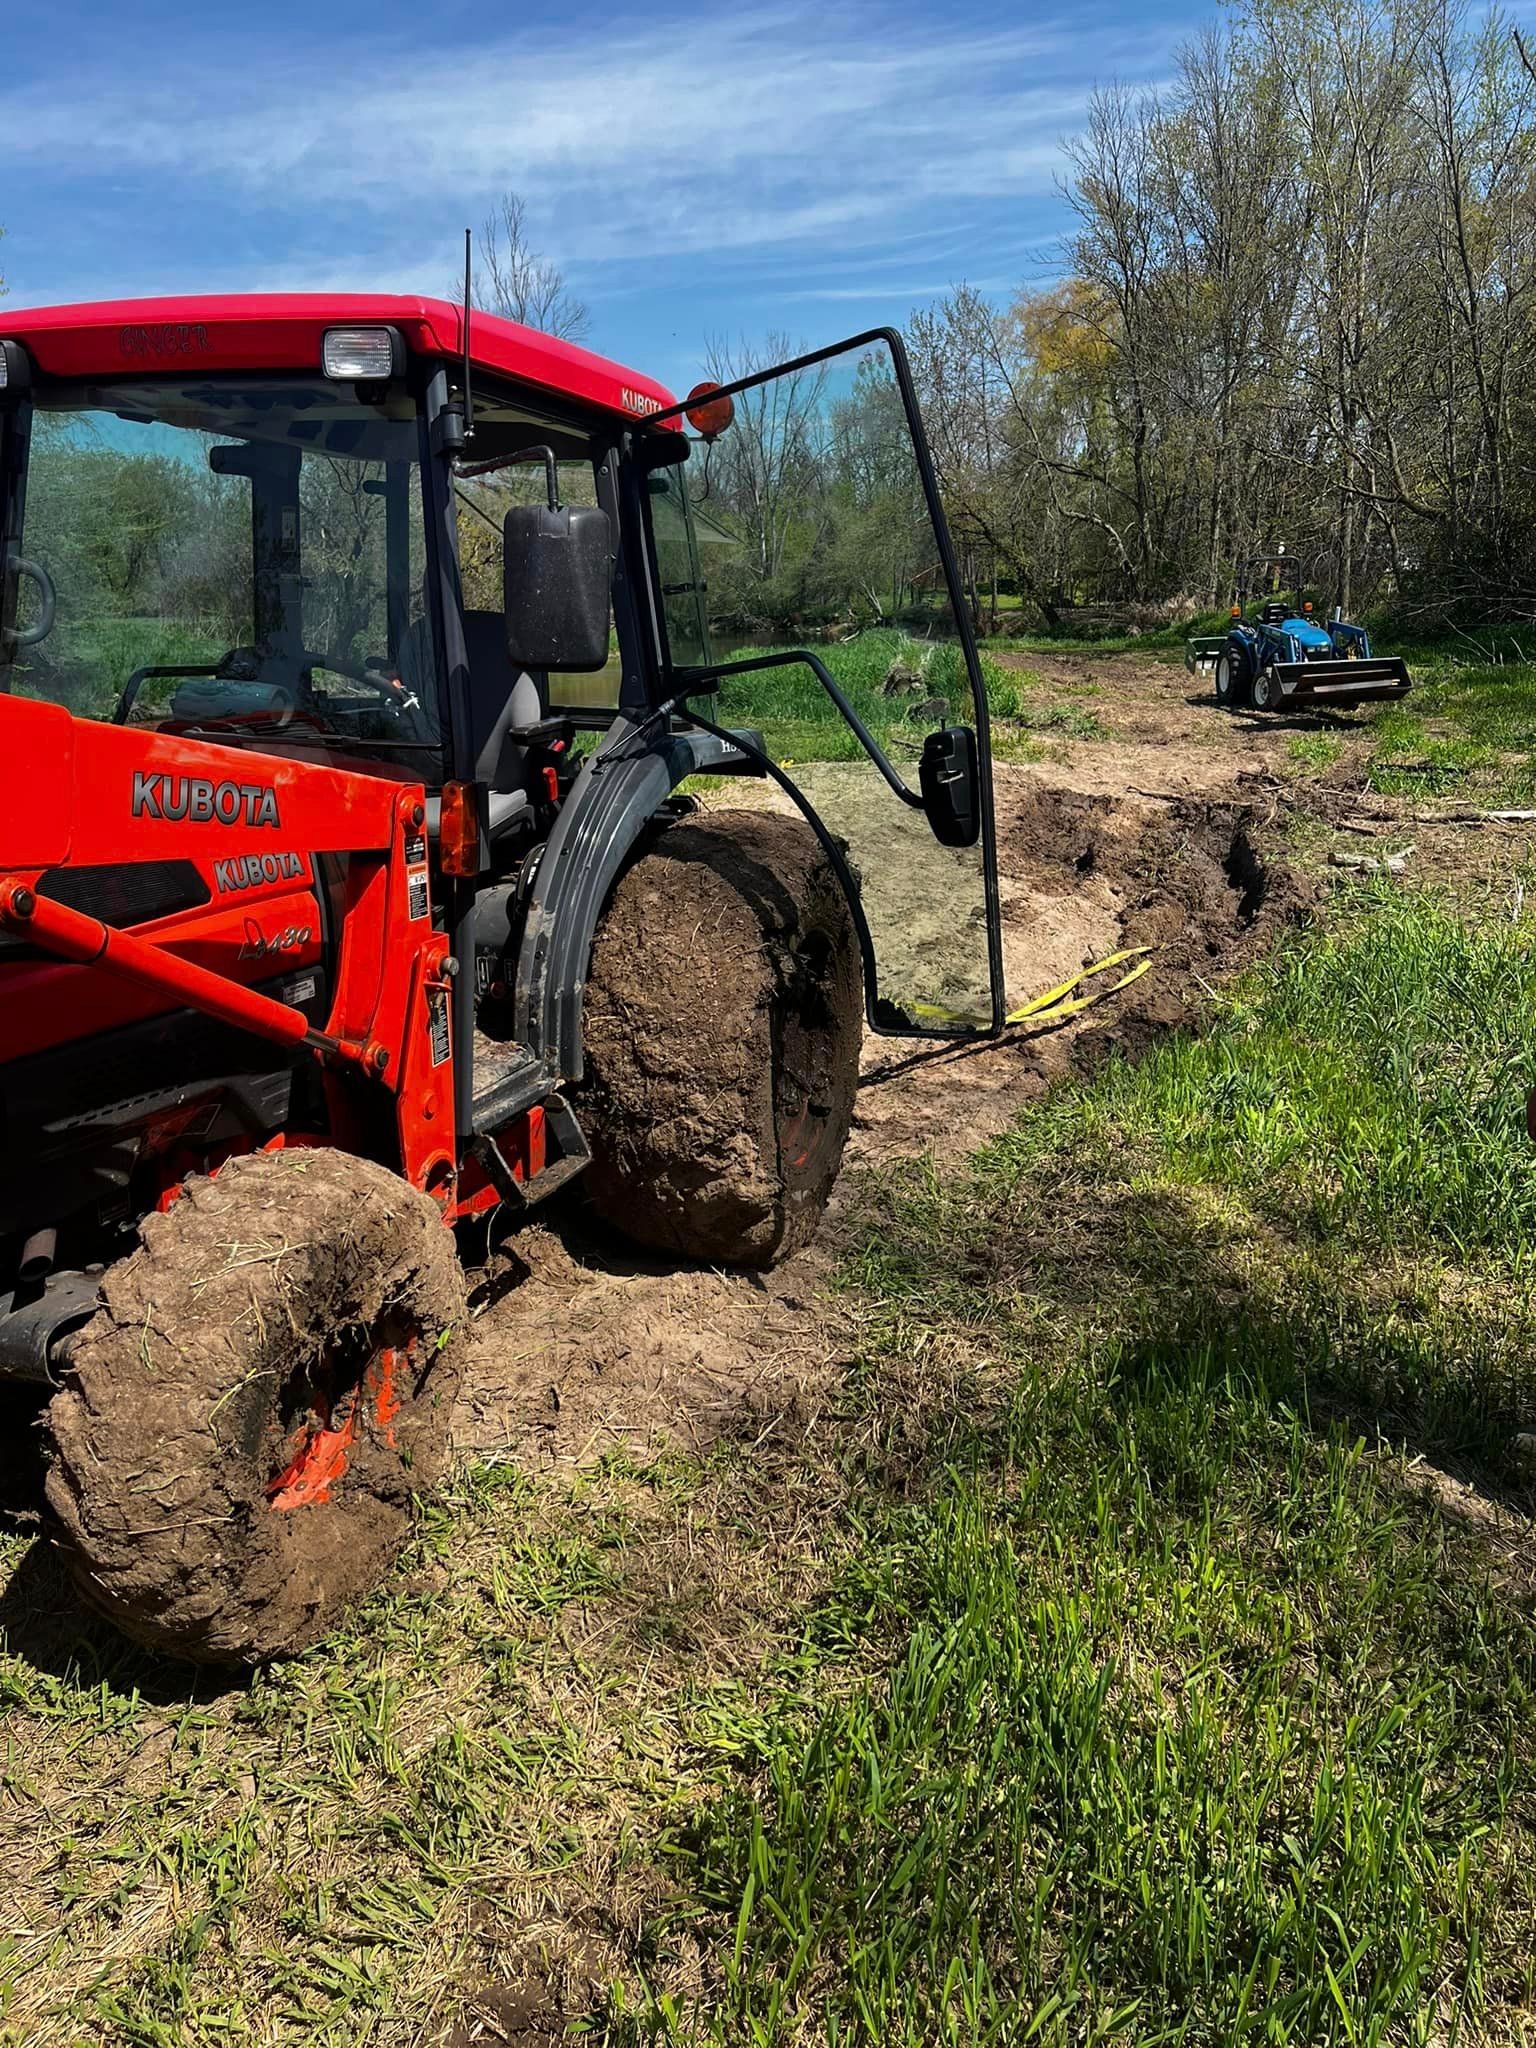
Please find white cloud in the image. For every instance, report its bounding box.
[0,1,1153,284]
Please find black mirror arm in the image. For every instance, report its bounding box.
[672,650,924,811]
[455,444,560,509]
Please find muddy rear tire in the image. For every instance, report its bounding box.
[44,1148,464,1666]
[581,809,863,1268]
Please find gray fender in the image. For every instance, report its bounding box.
[511,718,754,1082]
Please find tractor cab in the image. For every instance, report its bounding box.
[0,302,1005,1056]
[0,296,1005,1293]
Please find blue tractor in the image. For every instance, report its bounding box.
[1186,552,1411,712]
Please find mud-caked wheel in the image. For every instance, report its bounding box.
[1214,651,1246,708]
[44,1148,464,1666]
[582,809,864,1268]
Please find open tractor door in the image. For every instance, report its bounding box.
[0,300,1000,1664]
[643,333,1005,1038]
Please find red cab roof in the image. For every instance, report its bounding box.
[2,293,680,428]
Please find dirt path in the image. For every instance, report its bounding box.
[455,649,1320,1473]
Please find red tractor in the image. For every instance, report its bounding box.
[0,296,1004,1662]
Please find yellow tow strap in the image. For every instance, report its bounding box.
[912,944,1154,1030]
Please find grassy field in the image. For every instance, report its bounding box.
[636,888,1536,2043]
[712,628,1104,764]
[5,890,1536,2040]
[1259,640,1536,810]
[5,641,1536,2042]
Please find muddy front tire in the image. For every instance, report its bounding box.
[44,1148,464,1666]
[581,809,864,1268]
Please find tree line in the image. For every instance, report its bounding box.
[908,0,1536,627]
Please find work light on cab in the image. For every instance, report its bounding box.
[322,326,403,381]
[0,341,31,394]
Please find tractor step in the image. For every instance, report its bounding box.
[1274,656,1411,702]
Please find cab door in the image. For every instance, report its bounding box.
[643,331,1004,1037]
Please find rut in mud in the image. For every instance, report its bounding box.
[457,784,1313,1470]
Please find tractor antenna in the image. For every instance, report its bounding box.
[461,227,476,442]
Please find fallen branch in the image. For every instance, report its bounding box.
[1336,808,1536,829]
[1328,843,1416,874]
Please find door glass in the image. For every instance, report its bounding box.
[453,457,621,710]
[656,336,999,1035]
[647,462,711,668]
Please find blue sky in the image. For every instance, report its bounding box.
[2,0,1209,392]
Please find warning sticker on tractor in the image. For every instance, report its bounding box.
[428,986,451,1066]
[405,834,430,921]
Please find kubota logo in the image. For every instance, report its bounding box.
[132,771,281,828]
[214,850,303,893]
[621,386,663,416]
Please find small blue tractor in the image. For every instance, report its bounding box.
[1186,552,1412,711]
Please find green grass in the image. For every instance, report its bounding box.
[710,629,1107,762]
[664,1429,1527,2043]
[1285,732,1343,775]
[12,887,1532,2043]
[622,887,1536,2043]
[1358,663,1536,806]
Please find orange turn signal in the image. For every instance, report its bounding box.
[684,381,735,439]
[1230,605,1241,619]
[1303,600,1313,614]
[438,781,480,878]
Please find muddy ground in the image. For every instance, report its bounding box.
[453,649,1445,1474]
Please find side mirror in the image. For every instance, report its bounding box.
[503,502,613,672]
[919,725,981,848]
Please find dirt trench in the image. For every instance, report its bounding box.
[456,769,1314,1472]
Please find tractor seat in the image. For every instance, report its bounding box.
[401,611,549,843]
[1259,601,1290,624]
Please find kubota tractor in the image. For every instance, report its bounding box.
[0,298,1005,1662]
[1186,551,1412,711]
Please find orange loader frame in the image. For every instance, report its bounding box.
[0,694,467,1209]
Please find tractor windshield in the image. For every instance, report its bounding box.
[0,377,445,777]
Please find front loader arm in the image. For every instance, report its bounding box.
[0,694,456,1198]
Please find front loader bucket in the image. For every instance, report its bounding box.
[1274,656,1412,705]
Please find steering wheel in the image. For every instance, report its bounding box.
[302,649,422,715]
[4,555,57,648]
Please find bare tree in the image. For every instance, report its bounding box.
[459,192,588,342]
[908,285,1065,625]
[699,333,829,606]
